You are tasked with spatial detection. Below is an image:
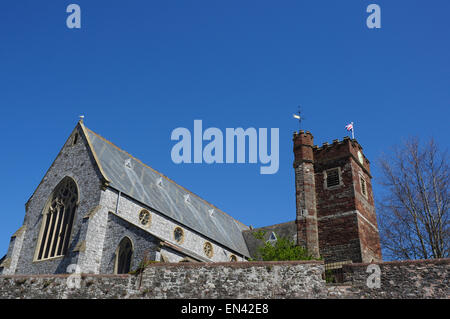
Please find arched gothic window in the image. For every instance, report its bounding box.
[115,237,133,274]
[35,177,78,261]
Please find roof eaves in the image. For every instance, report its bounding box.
[78,121,111,186]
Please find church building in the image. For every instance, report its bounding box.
[0,121,381,275]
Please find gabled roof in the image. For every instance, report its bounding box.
[242,221,297,259]
[79,122,250,257]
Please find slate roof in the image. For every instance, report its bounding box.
[242,221,297,259]
[80,122,251,257]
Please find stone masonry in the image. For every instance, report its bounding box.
[0,259,448,299]
[342,258,449,298]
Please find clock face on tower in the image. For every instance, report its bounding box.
[357,151,364,164]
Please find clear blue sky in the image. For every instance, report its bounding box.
[0,1,449,258]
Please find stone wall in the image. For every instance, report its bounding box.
[137,261,325,299]
[0,274,133,299]
[342,258,449,298]
[0,259,448,299]
[0,261,325,299]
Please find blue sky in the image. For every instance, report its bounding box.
[0,0,449,258]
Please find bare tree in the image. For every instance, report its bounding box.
[378,137,449,260]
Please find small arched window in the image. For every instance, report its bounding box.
[115,237,133,274]
[35,177,78,261]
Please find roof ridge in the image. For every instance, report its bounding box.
[243,220,295,232]
[83,125,249,230]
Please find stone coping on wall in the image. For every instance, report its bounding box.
[0,273,130,279]
[141,260,324,269]
[3,259,447,277]
[0,260,324,277]
[342,257,450,269]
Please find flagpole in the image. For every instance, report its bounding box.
[352,122,355,139]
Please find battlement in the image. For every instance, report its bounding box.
[314,137,362,152]
[293,130,314,146]
[312,136,371,175]
[293,130,315,165]
[293,130,314,137]
[294,132,371,172]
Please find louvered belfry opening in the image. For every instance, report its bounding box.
[36,177,78,261]
[360,177,367,197]
[326,168,340,188]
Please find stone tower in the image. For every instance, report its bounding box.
[293,131,382,263]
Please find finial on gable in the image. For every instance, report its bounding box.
[79,115,85,123]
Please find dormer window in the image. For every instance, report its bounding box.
[266,232,278,244]
[125,159,132,169]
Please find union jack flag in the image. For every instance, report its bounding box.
[345,122,354,131]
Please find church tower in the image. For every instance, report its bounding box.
[293,131,382,263]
